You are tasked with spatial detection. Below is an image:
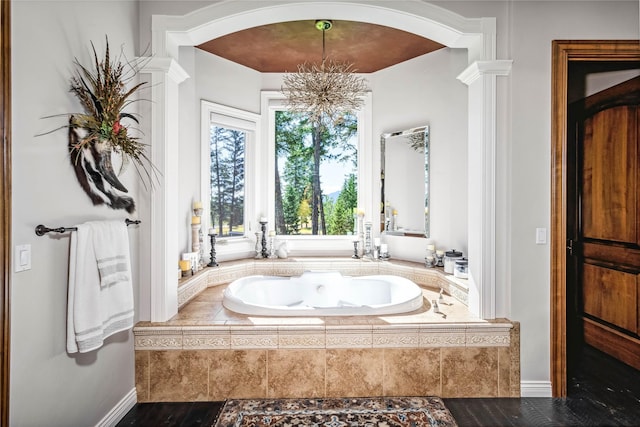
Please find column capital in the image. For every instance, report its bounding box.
[457,60,513,86]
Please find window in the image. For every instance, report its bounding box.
[262,91,372,245]
[274,110,358,235]
[210,125,245,237]
[201,101,259,240]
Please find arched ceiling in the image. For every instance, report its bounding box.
[196,20,445,73]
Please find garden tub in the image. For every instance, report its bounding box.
[222,271,424,316]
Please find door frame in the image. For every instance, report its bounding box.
[0,0,10,423]
[551,40,640,397]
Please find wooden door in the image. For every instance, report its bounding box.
[571,76,640,370]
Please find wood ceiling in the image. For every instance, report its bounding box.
[196,20,445,73]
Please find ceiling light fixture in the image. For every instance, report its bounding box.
[281,20,368,125]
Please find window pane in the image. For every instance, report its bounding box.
[210,125,245,237]
[275,111,358,235]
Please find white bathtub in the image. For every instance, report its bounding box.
[222,271,424,316]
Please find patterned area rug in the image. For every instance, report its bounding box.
[213,396,458,426]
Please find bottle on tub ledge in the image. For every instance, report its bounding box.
[379,243,390,260]
[443,249,463,274]
[453,258,468,279]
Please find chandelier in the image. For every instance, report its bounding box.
[282,20,368,125]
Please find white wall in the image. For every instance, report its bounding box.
[370,48,469,259]
[181,46,468,263]
[177,48,262,259]
[11,1,139,425]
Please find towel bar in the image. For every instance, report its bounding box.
[35,219,141,236]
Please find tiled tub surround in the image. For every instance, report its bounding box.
[134,258,519,402]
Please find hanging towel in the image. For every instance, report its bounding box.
[67,220,134,353]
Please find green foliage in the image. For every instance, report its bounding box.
[210,126,245,236]
[327,174,357,235]
[275,110,358,235]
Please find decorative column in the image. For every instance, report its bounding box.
[457,59,512,319]
[140,57,189,322]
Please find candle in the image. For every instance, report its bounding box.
[179,260,191,271]
[357,209,365,216]
[380,243,388,253]
[260,217,267,223]
[392,209,398,215]
[192,216,201,224]
[374,237,381,246]
[268,230,276,237]
[208,228,215,235]
[436,250,444,256]
[193,201,202,209]
[427,244,435,251]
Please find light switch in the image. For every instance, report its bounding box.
[536,228,547,245]
[15,244,31,272]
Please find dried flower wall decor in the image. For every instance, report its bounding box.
[42,37,155,213]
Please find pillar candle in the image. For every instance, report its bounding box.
[192,216,201,224]
[179,260,191,271]
[193,201,202,209]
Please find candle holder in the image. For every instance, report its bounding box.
[208,232,219,267]
[191,222,201,269]
[364,221,372,258]
[191,207,204,270]
[352,240,360,259]
[260,221,268,258]
[254,231,263,259]
[268,235,278,259]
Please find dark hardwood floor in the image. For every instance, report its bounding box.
[118,345,640,426]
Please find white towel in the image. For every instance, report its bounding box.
[67,221,134,353]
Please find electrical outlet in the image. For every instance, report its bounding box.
[536,228,547,245]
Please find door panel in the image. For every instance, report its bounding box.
[582,263,637,333]
[582,106,637,244]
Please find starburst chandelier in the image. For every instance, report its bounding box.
[282,20,368,125]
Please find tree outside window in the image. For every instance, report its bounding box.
[275,110,358,235]
[210,125,245,237]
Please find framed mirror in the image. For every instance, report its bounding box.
[380,125,430,238]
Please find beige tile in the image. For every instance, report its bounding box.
[383,348,441,396]
[183,326,231,349]
[510,321,521,397]
[149,350,209,402]
[373,326,420,348]
[326,349,383,397]
[278,327,326,349]
[498,346,511,397]
[172,301,223,322]
[267,349,325,398]
[135,351,150,402]
[209,350,267,400]
[441,347,499,397]
[193,286,226,302]
[326,325,372,348]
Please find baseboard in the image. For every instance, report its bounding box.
[520,380,552,397]
[95,387,137,427]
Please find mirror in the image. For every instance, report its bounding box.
[380,125,429,238]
